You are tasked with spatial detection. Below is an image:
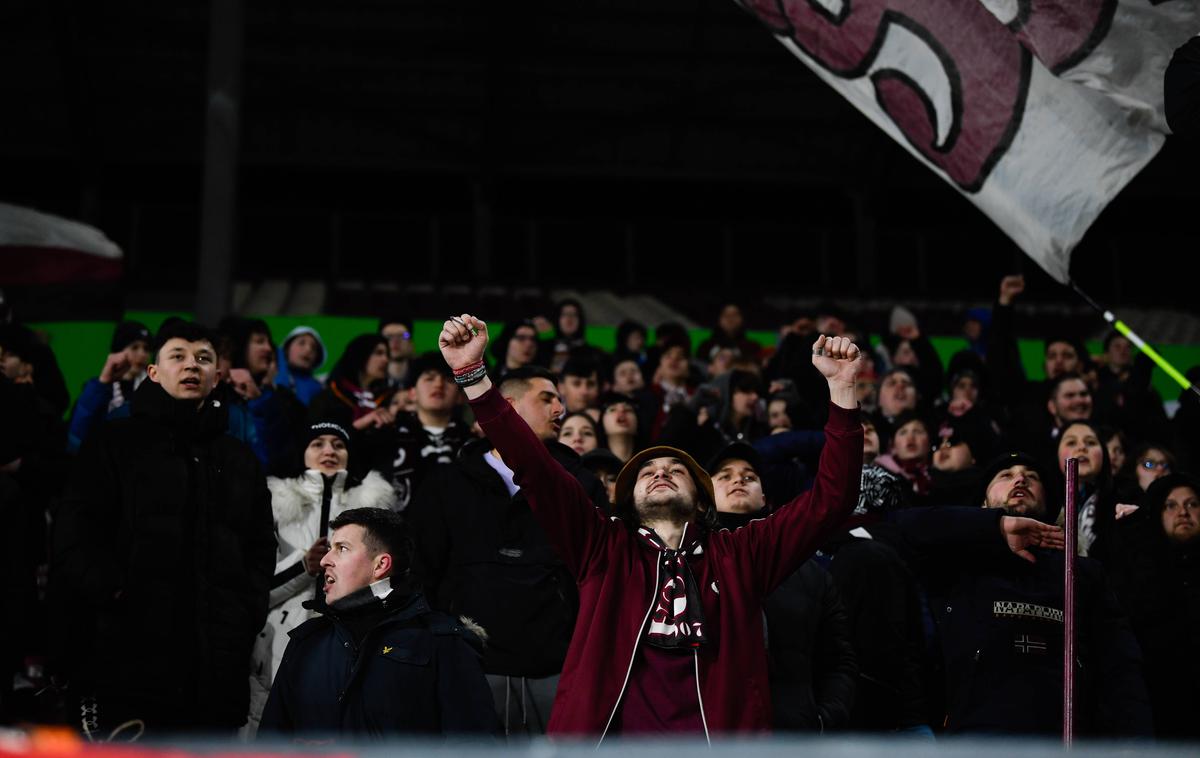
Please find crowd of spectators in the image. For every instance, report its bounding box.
[0,272,1197,742]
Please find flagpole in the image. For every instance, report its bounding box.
[1068,280,1200,400]
[1063,457,1078,747]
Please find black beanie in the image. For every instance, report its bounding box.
[1142,472,1200,513]
[305,421,351,449]
[110,321,151,353]
[976,451,1052,510]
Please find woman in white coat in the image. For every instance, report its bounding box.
[246,420,399,731]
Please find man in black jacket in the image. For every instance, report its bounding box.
[708,442,857,733]
[52,320,276,735]
[862,453,1152,737]
[260,507,495,737]
[408,366,608,735]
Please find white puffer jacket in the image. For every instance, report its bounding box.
[245,468,398,732]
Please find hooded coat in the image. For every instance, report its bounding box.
[1105,474,1200,738]
[275,326,326,406]
[52,380,276,728]
[468,387,862,738]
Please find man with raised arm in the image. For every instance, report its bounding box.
[438,313,865,740]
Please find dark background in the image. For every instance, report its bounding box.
[1,0,1196,321]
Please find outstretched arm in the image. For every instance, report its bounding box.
[440,314,613,578]
[869,507,1064,581]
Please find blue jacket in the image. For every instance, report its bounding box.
[67,378,128,453]
[260,589,496,737]
[275,345,324,406]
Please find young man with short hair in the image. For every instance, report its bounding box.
[386,351,471,508]
[53,320,276,735]
[558,356,601,413]
[260,507,495,737]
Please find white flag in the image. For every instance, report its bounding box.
[0,203,123,285]
[735,0,1199,283]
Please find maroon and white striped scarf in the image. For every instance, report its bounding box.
[638,523,707,649]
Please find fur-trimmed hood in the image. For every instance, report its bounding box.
[268,469,399,527]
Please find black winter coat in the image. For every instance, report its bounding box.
[1106,511,1200,739]
[764,561,857,732]
[823,536,930,731]
[260,590,496,737]
[716,510,857,732]
[409,437,608,677]
[870,507,1153,737]
[52,380,275,728]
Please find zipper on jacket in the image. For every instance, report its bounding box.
[318,475,335,537]
[693,648,710,745]
[597,554,661,746]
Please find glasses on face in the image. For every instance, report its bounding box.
[385,331,412,342]
[511,334,536,343]
[1139,459,1170,471]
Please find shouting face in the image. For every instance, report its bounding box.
[891,419,931,463]
[320,524,387,604]
[878,372,917,417]
[148,338,218,403]
[984,464,1046,518]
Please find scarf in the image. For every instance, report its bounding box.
[638,523,707,649]
[1076,490,1098,557]
[330,378,379,420]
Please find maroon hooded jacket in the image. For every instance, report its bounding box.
[470,388,862,739]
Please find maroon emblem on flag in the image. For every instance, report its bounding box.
[736,0,1116,192]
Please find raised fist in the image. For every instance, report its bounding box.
[998,274,1025,306]
[438,314,489,371]
[811,334,863,386]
